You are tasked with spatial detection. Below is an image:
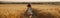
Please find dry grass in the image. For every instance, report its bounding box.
[0,4,60,18]
[31,4,60,18]
[0,4,27,18]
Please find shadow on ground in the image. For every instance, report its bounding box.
[32,8,57,18]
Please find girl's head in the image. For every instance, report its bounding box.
[27,3,31,7]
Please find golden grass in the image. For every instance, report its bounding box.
[0,4,60,18]
[31,4,60,18]
[0,4,27,18]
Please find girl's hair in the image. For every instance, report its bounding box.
[27,3,31,7]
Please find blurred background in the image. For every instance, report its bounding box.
[0,0,60,5]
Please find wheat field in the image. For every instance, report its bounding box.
[0,4,27,18]
[0,4,60,18]
[31,4,60,18]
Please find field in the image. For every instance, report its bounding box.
[0,4,60,18]
[31,4,60,18]
[0,4,27,18]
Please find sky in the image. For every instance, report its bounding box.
[0,0,60,2]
